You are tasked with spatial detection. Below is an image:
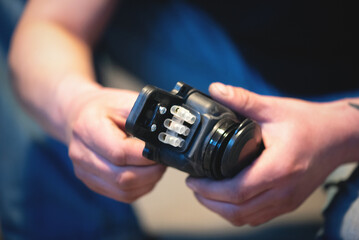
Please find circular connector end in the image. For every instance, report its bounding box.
[221,119,263,178]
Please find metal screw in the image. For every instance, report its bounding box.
[151,124,157,132]
[159,106,167,114]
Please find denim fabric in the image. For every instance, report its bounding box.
[317,167,359,240]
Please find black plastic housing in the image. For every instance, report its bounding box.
[125,82,263,179]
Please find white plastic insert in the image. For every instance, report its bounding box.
[164,119,190,136]
[158,132,184,148]
[170,105,196,124]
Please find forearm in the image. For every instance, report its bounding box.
[9,16,99,143]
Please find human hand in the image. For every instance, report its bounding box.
[64,86,166,203]
[186,82,358,226]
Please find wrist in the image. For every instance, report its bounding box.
[52,74,102,142]
[328,99,359,166]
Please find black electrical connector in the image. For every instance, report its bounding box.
[125,82,263,179]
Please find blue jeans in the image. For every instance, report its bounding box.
[318,167,359,240]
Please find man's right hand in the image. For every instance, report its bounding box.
[9,0,166,203]
[64,86,166,203]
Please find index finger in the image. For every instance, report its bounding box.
[80,118,155,166]
[120,137,157,166]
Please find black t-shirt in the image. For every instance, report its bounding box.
[190,0,358,96]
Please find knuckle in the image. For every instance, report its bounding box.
[225,208,243,224]
[70,119,86,138]
[68,144,82,163]
[233,88,254,112]
[73,167,85,181]
[232,188,247,204]
[116,171,137,190]
[231,219,245,227]
[226,211,237,222]
[239,90,251,108]
[110,149,126,166]
[228,212,246,227]
[233,177,252,204]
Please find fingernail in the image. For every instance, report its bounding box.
[210,82,232,98]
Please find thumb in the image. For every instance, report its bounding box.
[209,82,271,122]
